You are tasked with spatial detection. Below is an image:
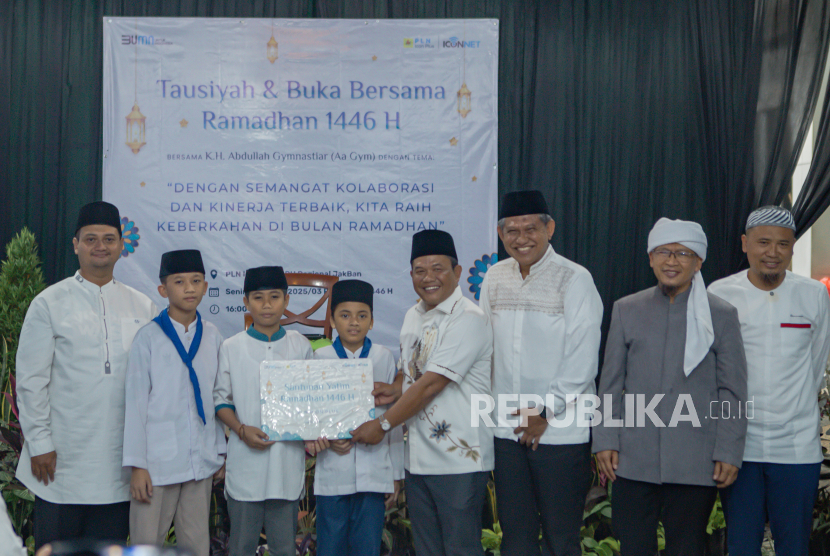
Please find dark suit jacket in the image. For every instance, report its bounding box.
[592,286,748,486]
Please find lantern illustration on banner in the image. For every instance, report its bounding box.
[267,23,279,63]
[457,83,471,118]
[125,21,146,154]
[457,22,471,118]
[125,104,146,154]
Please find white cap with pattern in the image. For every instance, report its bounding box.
[746,205,796,232]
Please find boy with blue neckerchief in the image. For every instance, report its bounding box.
[213,266,313,556]
[123,249,225,556]
[306,279,404,556]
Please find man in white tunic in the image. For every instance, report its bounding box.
[351,229,494,556]
[15,201,156,549]
[479,190,603,556]
[709,206,830,556]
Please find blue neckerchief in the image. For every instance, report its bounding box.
[333,336,372,359]
[153,309,206,424]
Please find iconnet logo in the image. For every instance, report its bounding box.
[443,36,481,48]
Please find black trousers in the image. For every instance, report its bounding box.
[612,477,717,556]
[493,438,592,556]
[33,497,130,550]
[405,470,490,556]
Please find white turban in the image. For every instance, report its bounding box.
[647,218,713,376]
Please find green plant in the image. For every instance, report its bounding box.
[814,485,830,536]
[481,521,502,556]
[0,228,46,384]
[382,477,413,555]
[581,481,618,556]
[581,534,620,556]
[297,453,317,552]
[0,228,47,553]
[812,366,830,539]
[707,495,726,534]
[481,475,501,555]
[382,499,413,555]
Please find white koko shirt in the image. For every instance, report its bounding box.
[313,342,404,495]
[399,286,495,475]
[480,245,603,445]
[122,315,225,486]
[709,270,830,464]
[16,271,156,503]
[213,328,313,502]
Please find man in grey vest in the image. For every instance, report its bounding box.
[593,218,747,556]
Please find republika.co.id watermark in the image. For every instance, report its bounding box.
[469,394,755,428]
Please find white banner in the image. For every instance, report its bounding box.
[103,17,499,346]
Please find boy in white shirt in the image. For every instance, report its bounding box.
[306,279,403,556]
[123,249,225,556]
[213,266,313,556]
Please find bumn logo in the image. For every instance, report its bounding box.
[122,35,154,45]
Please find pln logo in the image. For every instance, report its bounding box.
[404,38,435,49]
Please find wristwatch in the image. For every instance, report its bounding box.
[379,415,392,432]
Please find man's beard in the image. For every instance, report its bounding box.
[659,283,680,297]
[761,271,782,286]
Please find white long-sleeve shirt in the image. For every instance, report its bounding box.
[709,270,830,464]
[15,271,156,503]
[313,342,404,495]
[480,245,603,445]
[122,315,225,486]
[213,328,313,502]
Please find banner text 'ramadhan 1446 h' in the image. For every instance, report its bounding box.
[102,18,499,346]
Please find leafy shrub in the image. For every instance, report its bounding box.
[0,228,46,553]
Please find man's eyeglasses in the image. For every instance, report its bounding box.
[651,249,697,262]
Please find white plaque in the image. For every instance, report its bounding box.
[260,359,376,441]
